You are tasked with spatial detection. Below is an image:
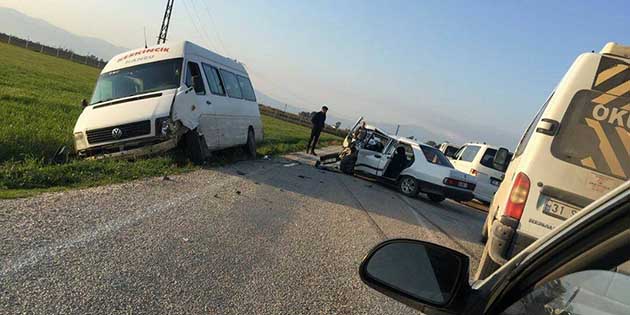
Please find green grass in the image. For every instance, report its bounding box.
[0,42,340,198]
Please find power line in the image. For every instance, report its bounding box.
[198,0,229,56]
[181,0,214,50]
[186,0,219,51]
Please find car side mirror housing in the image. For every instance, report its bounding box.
[359,239,471,314]
[192,75,205,93]
[81,99,88,108]
[493,148,510,172]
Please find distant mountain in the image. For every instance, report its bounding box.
[0,7,127,60]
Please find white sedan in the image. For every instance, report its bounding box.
[336,121,476,202]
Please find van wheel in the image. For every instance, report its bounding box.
[185,130,207,165]
[340,155,356,174]
[474,242,501,281]
[245,128,256,159]
[399,176,419,197]
[427,193,445,203]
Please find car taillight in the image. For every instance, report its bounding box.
[504,172,530,220]
[470,168,478,176]
[443,178,475,190]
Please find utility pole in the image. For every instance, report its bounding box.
[157,0,175,45]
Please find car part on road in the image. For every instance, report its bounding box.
[399,176,419,196]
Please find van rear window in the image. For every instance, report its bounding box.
[551,89,629,180]
[551,56,629,180]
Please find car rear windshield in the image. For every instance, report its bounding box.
[420,146,453,168]
[90,58,183,105]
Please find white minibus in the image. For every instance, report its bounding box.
[73,41,262,162]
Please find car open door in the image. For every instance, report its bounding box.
[343,116,364,148]
[354,133,392,175]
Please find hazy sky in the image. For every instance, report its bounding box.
[1,0,628,147]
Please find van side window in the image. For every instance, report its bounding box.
[185,62,206,95]
[514,92,553,157]
[201,63,225,96]
[237,75,257,102]
[460,145,480,162]
[219,69,243,99]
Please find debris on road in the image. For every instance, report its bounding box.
[236,170,247,176]
[283,162,299,167]
[182,238,190,242]
[297,175,312,180]
[162,175,172,181]
[236,190,242,195]
[262,155,271,160]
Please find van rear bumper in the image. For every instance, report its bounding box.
[487,215,536,265]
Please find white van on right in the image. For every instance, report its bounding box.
[450,143,511,204]
[476,42,630,279]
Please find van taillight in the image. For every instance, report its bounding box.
[504,172,530,220]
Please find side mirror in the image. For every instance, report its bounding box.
[493,148,510,172]
[192,75,205,94]
[81,99,88,108]
[360,239,470,313]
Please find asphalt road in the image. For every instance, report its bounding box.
[0,148,487,314]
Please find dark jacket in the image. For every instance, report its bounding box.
[311,111,326,130]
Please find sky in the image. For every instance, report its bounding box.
[0,0,628,148]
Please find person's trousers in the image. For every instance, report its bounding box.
[307,128,322,152]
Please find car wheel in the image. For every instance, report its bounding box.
[185,130,207,165]
[340,155,356,175]
[474,241,501,281]
[427,193,445,203]
[245,128,256,159]
[399,176,419,197]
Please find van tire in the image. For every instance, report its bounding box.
[340,155,356,174]
[245,128,256,159]
[185,130,207,165]
[474,242,501,281]
[427,193,445,203]
[399,176,420,197]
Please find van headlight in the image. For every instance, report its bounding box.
[155,117,174,137]
[74,132,87,149]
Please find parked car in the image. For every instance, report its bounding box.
[449,143,512,204]
[325,118,476,202]
[359,181,629,315]
[478,42,630,280]
[73,41,262,162]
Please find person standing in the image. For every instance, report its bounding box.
[306,105,328,155]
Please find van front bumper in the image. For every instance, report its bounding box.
[487,215,536,265]
[78,136,180,160]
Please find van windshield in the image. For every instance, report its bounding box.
[90,58,183,105]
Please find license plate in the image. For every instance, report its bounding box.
[457,182,468,188]
[490,179,501,186]
[543,199,580,220]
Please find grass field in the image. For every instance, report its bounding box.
[0,42,340,198]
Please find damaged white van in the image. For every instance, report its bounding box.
[73,41,263,162]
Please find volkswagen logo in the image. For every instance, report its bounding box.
[111,128,123,139]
